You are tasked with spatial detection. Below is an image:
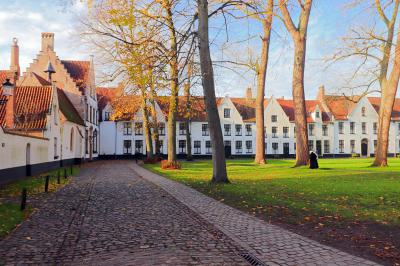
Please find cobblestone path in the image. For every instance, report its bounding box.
[0,161,248,265]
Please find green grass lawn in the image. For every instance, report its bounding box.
[0,166,79,237]
[143,158,400,226]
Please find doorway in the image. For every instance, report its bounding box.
[224,141,231,158]
[283,143,289,157]
[361,139,368,156]
[316,140,322,156]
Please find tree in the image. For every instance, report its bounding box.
[198,0,229,183]
[184,62,193,161]
[278,0,313,166]
[254,0,274,164]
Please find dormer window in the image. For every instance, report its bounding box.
[224,108,231,118]
[362,107,366,117]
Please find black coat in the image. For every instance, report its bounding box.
[309,152,319,169]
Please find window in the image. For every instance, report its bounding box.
[179,122,186,135]
[246,140,252,153]
[373,122,377,134]
[264,126,267,137]
[93,130,98,153]
[339,122,344,134]
[135,140,143,153]
[235,124,242,136]
[294,126,296,135]
[54,137,58,159]
[205,141,212,154]
[104,112,111,121]
[123,140,132,154]
[158,140,163,153]
[194,141,201,154]
[224,124,231,136]
[361,107,366,117]
[271,115,277,122]
[245,124,252,136]
[398,123,400,135]
[89,106,92,123]
[123,122,132,135]
[339,140,344,153]
[272,127,277,138]
[235,141,242,153]
[135,122,143,135]
[70,128,74,152]
[53,105,58,125]
[158,122,165,135]
[179,140,186,154]
[85,130,88,154]
[272,143,278,154]
[202,124,209,136]
[322,125,328,136]
[308,140,314,151]
[86,104,89,121]
[283,127,289,138]
[316,111,320,118]
[350,140,355,153]
[350,122,355,134]
[324,140,330,153]
[374,140,377,151]
[362,122,366,134]
[294,142,296,152]
[308,124,314,136]
[224,108,231,118]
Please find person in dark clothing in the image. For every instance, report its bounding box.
[134,152,139,164]
[309,151,319,169]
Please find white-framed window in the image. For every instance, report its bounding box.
[272,142,278,154]
[350,140,355,153]
[362,122,367,134]
[104,111,111,121]
[350,122,355,134]
[308,140,314,151]
[158,122,165,135]
[272,127,277,138]
[283,127,289,138]
[179,140,186,154]
[202,124,209,136]
[245,124,252,136]
[123,140,132,154]
[224,124,231,136]
[235,124,242,136]
[308,124,314,136]
[235,140,242,153]
[205,141,212,154]
[135,122,143,135]
[179,122,186,135]
[324,140,330,153]
[135,140,143,153]
[194,141,201,154]
[339,122,344,134]
[123,122,132,135]
[224,108,231,118]
[322,125,328,136]
[373,122,377,134]
[246,140,252,153]
[339,140,344,153]
[271,115,277,122]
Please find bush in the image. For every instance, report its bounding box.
[161,160,181,169]
[351,153,360,158]
[396,154,400,158]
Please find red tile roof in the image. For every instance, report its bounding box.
[323,95,360,120]
[230,98,256,122]
[368,97,400,120]
[61,60,90,92]
[0,70,8,85]
[32,73,51,86]
[0,86,53,130]
[97,87,116,112]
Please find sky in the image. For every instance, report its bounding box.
[0,0,388,99]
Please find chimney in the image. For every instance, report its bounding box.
[246,87,253,102]
[41,32,54,52]
[317,85,325,101]
[10,38,20,80]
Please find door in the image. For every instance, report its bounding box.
[361,139,368,156]
[283,143,289,156]
[316,140,322,156]
[224,141,231,158]
[26,143,31,176]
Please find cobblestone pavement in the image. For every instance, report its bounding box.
[0,161,248,265]
[133,163,381,266]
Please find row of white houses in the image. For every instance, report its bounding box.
[97,87,400,158]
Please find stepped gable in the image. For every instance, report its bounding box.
[0,86,53,130]
[61,60,90,93]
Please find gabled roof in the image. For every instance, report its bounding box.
[0,70,8,84]
[97,87,117,112]
[323,95,360,120]
[61,60,90,91]
[272,99,330,123]
[0,86,53,130]
[368,97,400,121]
[32,73,52,86]
[230,98,256,122]
[57,88,85,126]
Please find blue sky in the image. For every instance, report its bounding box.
[0,0,385,98]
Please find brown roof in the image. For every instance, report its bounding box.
[61,60,90,92]
[0,86,53,130]
[230,98,256,122]
[32,73,52,86]
[0,70,8,84]
[57,88,85,126]
[323,95,360,120]
[368,97,400,120]
[97,87,116,112]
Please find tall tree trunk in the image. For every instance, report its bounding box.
[254,0,273,165]
[184,82,193,160]
[141,89,153,159]
[149,83,160,155]
[198,0,229,183]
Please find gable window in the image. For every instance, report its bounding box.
[373,122,377,134]
[308,124,314,136]
[246,140,252,153]
[339,140,344,153]
[271,115,277,122]
[272,142,278,154]
[235,124,242,136]
[202,124,209,136]
[123,122,132,135]
[350,140,355,153]
[179,140,186,154]
[316,111,320,118]
[350,122,355,134]
[362,122,367,134]
[205,141,212,154]
[245,124,252,136]
[235,141,242,153]
[224,124,231,136]
[324,140,330,153]
[339,122,344,134]
[179,122,186,135]
[283,127,289,138]
[272,127,277,138]
[362,107,366,117]
[322,125,328,136]
[224,108,231,118]
[104,111,111,121]
[194,141,201,154]
[308,140,314,151]
[135,122,143,135]
[158,122,165,135]
[135,140,143,153]
[123,140,132,154]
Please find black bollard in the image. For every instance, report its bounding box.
[57,171,60,184]
[20,188,27,211]
[64,168,67,179]
[45,176,49,192]
[71,165,73,175]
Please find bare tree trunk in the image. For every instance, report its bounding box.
[198,0,229,183]
[141,89,153,159]
[184,82,193,160]
[149,83,160,155]
[254,0,273,165]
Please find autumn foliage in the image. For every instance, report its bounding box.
[160,160,181,170]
